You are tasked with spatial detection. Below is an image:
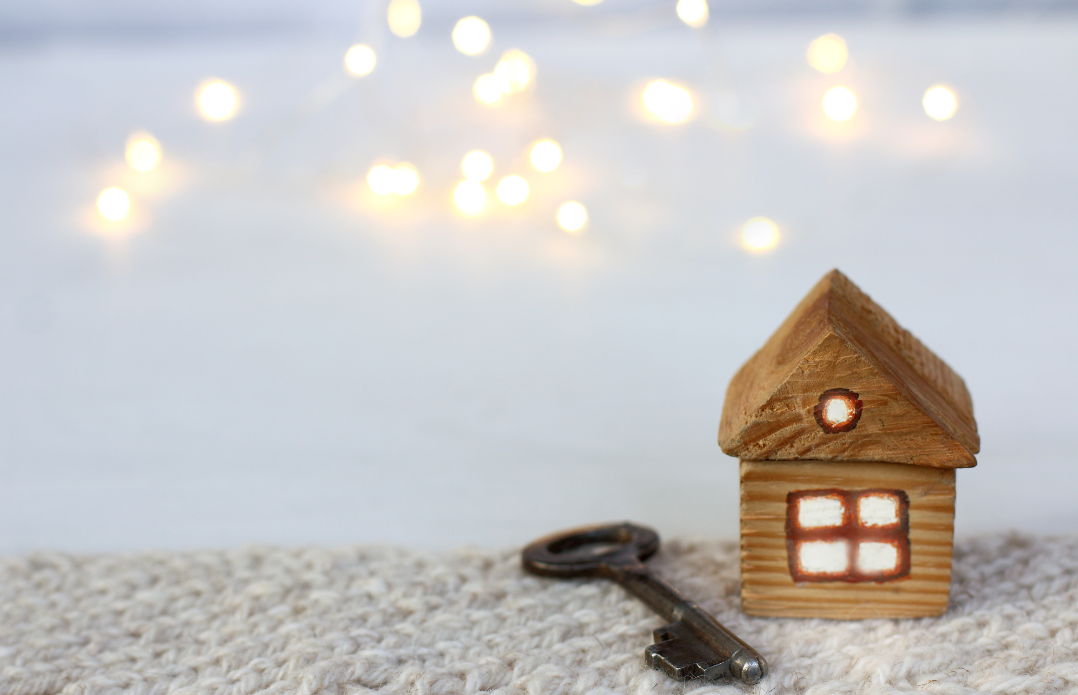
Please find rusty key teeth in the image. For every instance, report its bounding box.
[645,642,696,681]
[645,621,731,682]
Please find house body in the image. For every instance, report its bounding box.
[719,270,978,619]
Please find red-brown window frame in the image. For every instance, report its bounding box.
[785,488,911,583]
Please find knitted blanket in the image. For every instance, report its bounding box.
[3,533,1076,694]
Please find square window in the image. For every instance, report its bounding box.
[786,488,910,583]
[858,493,899,527]
[856,541,899,574]
[798,540,849,575]
[796,494,845,528]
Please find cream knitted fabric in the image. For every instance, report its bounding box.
[2,534,1077,695]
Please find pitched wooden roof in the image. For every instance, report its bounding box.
[718,270,979,468]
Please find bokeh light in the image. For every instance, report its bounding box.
[462,151,494,181]
[453,17,491,55]
[125,133,161,172]
[676,0,709,27]
[557,202,587,233]
[197,80,238,121]
[496,176,529,205]
[530,140,562,173]
[388,0,422,38]
[571,0,603,5]
[454,180,487,215]
[741,217,780,252]
[923,85,958,121]
[345,45,376,76]
[822,86,857,122]
[97,187,131,221]
[807,34,848,74]
[494,50,535,94]
[368,165,396,195]
[368,164,420,196]
[392,164,419,195]
[642,80,694,124]
[474,73,504,104]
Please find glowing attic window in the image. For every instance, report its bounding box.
[814,388,863,433]
[786,489,909,583]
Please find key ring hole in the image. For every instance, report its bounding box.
[548,527,634,556]
[522,522,660,578]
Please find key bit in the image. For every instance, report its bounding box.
[523,522,768,686]
[648,620,730,680]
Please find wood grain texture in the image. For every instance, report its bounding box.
[740,459,955,619]
[718,269,978,469]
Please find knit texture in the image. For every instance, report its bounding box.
[2,534,1077,695]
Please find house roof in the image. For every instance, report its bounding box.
[718,270,979,468]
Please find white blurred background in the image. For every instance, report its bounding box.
[1,0,1076,553]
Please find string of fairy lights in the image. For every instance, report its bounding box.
[94,0,963,253]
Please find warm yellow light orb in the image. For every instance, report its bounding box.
[494,49,535,93]
[572,0,603,5]
[642,80,694,124]
[97,187,131,221]
[368,163,419,195]
[473,73,504,104]
[822,86,857,122]
[197,80,238,121]
[496,175,529,206]
[392,164,419,195]
[452,16,491,55]
[125,133,161,172]
[454,180,487,215]
[368,165,397,195]
[387,0,422,38]
[807,34,848,74]
[676,0,709,27]
[530,139,562,173]
[461,150,493,181]
[345,44,376,76]
[741,217,780,252]
[923,85,958,121]
[557,201,587,233]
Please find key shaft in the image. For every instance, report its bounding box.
[608,563,767,684]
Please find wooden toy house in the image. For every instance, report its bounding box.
[718,270,978,619]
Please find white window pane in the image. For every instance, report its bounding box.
[856,541,899,574]
[858,494,898,527]
[797,495,844,528]
[799,540,849,574]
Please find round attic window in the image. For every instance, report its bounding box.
[814,388,863,433]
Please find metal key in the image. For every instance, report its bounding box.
[522,522,767,685]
